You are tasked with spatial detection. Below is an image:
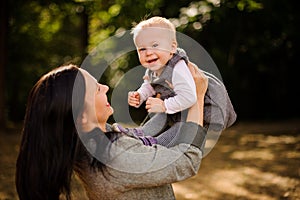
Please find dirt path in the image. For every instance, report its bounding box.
[174,119,300,200]
[1,119,299,200]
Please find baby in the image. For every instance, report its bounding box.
[114,16,197,147]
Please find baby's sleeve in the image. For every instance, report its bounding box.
[164,60,197,114]
[136,71,156,106]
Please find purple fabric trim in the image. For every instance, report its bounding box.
[133,128,144,137]
[116,124,129,133]
[139,136,157,146]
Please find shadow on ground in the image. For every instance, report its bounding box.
[0,119,299,200]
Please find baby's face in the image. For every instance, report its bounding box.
[135,27,177,75]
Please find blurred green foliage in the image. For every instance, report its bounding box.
[2,0,299,124]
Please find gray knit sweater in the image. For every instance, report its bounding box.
[75,122,206,200]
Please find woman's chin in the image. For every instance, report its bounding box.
[109,107,114,115]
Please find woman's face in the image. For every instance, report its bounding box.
[80,69,113,131]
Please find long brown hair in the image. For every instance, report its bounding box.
[16,64,86,200]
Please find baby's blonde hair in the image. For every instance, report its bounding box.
[131,16,177,44]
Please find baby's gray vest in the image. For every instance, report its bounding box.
[146,48,188,100]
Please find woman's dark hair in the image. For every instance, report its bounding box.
[16,64,86,200]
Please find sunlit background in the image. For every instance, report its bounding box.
[0,0,299,199]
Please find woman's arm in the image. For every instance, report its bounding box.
[106,132,202,188]
[186,61,208,126]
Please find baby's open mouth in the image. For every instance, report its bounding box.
[147,58,158,64]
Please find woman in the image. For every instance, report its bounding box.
[16,63,208,200]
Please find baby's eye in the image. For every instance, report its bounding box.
[152,43,158,48]
[138,47,146,52]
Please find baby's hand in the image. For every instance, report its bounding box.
[128,91,140,107]
[145,97,166,113]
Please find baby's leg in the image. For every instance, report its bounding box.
[141,113,168,137]
[155,122,182,147]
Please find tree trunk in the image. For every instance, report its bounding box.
[80,4,89,60]
[0,0,7,129]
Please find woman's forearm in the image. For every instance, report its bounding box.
[186,61,208,126]
[186,95,204,126]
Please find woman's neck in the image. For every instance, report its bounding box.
[81,122,106,133]
[99,123,107,132]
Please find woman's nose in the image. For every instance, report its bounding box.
[102,84,109,93]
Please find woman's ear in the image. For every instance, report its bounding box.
[76,111,93,133]
[79,112,88,125]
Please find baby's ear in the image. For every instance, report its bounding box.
[171,40,177,53]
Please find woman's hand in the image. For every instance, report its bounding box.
[188,62,208,98]
[186,62,208,126]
